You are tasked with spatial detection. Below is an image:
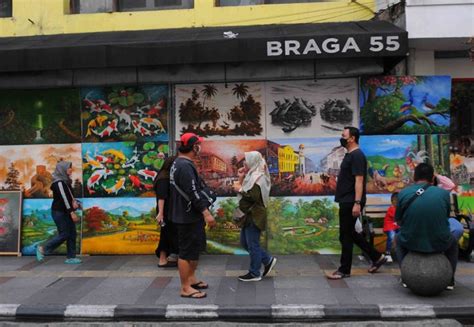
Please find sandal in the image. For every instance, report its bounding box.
[368,254,388,273]
[181,291,207,299]
[157,261,177,268]
[326,271,350,280]
[191,281,208,290]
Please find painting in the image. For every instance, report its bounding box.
[175,82,265,139]
[265,79,358,138]
[360,134,450,194]
[81,85,169,142]
[360,76,451,134]
[267,196,340,255]
[21,199,82,256]
[82,141,168,197]
[450,138,474,196]
[450,79,474,139]
[0,89,81,145]
[197,139,267,196]
[81,197,158,255]
[0,144,83,198]
[0,191,22,255]
[268,138,340,196]
[457,196,473,218]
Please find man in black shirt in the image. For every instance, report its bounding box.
[327,127,387,280]
[170,133,216,299]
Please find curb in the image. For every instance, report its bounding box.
[1,304,473,322]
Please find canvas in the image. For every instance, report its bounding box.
[457,196,473,219]
[0,89,81,145]
[360,76,451,134]
[0,191,22,255]
[82,141,168,197]
[267,196,340,255]
[268,138,340,196]
[0,144,83,198]
[81,85,169,142]
[81,197,158,255]
[175,82,266,139]
[197,139,267,196]
[265,79,358,138]
[21,199,82,256]
[360,134,450,194]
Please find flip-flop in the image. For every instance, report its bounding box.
[191,281,208,289]
[368,254,388,273]
[325,271,350,280]
[180,291,207,299]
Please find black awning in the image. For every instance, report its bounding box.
[0,21,407,73]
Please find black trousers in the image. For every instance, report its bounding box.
[338,202,381,274]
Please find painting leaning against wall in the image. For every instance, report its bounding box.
[0,191,22,255]
[0,89,82,145]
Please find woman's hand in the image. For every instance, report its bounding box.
[70,212,80,223]
[72,200,79,210]
[156,212,164,225]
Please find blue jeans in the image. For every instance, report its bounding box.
[44,210,77,259]
[449,218,464,242]
[385,230,399,254]
[240,222,272,277]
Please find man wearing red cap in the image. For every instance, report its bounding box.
[170,133,216,299]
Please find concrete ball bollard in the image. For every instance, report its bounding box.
[400,252,453,296]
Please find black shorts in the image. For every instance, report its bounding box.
[176,220,206,261]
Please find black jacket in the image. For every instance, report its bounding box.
[51,180,75,214]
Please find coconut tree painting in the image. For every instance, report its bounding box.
[176,82,265,139]
[360,76,451,134]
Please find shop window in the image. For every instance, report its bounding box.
[70,0,116,14]
[216,0,336,6]
[0,0,12,18]
[118,0,194,11]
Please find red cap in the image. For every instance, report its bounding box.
[180,133,204,147]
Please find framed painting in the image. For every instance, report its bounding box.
[0,191,22,255]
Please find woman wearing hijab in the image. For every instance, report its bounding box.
[237,151,277,282]
[154,156,179,268]
[36,161,81,264]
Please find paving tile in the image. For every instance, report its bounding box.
[274,276,330,289]
[275,288,338,305]
[0,277,58,303]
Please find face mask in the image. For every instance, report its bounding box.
[340,138,348,148]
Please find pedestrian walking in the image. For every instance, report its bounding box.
[236,151,277,282]
[326,126,387,280]
[170,133,216,299]
[154,155,178,268]
[36,161,81,264]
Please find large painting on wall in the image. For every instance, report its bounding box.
[197,139,267,196]
[360,134,450,194]
[81,85,169,142]
[360,76,451,134]
[267,196,340,255]
[268,138,340,196]
[0,191,22,255]
[21,199,82,256]
[175,83,266,139]
[82,141,168,197]
[81,197,158,255]
[0,144,83,198]
[265,79,358,138]
[0,89,81,145]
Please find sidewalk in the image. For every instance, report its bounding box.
[0,254,473,323]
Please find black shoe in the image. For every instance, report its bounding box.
[262,257,277,277]
[238,272,261,282]
[446,279,455,291]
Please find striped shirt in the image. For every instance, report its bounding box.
[51,180,75,214]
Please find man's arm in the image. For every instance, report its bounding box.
[353,175,363,217]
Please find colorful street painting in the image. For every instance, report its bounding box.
[267,196,340,255]
[0,191,22,255]
[450,135,473,196]
[0,89,81,145]
[360,134,450,194]
[82,141,168,197]
[175,82,265,139]
[0,144,83,198]
[365,193,393,253]
[81,197,158,254]
[360,76,451,134]
[21,199,82,256]
[457,196,473,218]
[206,197,248,255]
[268,138,340,196]
[265,79,358,138]
[81,85,169,142]
[197,139,267,196]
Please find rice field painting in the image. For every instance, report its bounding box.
[267,196,340,255]
[81,197,158,255]
[21,199,82,256]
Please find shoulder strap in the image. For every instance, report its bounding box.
[399,184,432,219]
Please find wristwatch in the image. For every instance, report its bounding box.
[354,200,361,205]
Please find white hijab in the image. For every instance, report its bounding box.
[239,151,271,207]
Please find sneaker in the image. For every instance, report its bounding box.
[35,246,44,262]
[64,258,82,264]
[446,279,455,291]
[386,255,393,263]
[262,257,277,277]
[238,272,261,282]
